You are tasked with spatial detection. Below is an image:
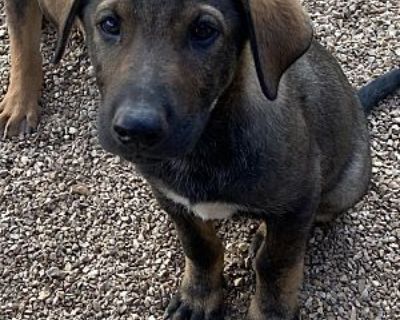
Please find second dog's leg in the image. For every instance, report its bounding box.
[160,199,225,320]
[0,0,43,138]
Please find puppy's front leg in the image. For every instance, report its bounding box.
[1,0,43,138]
[249,205,315,320]
[158,198,225,320]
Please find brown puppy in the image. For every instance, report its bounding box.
[3,1,400,319]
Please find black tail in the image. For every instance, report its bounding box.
[358,68,400,114]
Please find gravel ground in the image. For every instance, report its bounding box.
[0,1,399,319]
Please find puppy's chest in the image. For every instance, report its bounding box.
[142,157,261,220]
[158,186,243,220]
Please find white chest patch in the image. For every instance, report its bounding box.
[159,187,241,220]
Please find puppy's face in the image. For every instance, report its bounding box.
[56,0,311,164]
[81,0,246,163]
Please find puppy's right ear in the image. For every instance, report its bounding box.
[48,0,85,64]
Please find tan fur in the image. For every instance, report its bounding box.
[277,261,304,308]
[257,221,267,238]
[0,0,77,138]
[244,0,313,98]
[0,1,43,137]
[249,258,303,319]
[181,256,224,312]
[38,0,76,33]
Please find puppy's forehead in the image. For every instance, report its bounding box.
[96,0,237,16]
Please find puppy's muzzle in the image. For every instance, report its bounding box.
[112,101,168,149]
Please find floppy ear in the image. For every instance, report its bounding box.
[38,0,84,64]
[242,0,313,100]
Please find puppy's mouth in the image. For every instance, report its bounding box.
[122,152,168,165]
[101,139,167,164]
[100,133,191,165]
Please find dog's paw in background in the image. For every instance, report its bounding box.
[0,86,40,138]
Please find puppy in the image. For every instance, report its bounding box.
[6,0,400,318]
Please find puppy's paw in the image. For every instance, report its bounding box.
[248,298,300,320]
[0,91,40,138]
[164,288,224,320]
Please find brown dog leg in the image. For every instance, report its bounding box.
[0,0,43,138]
[160,200,225,320]
[249,213,313,320]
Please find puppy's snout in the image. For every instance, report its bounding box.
[112,104,167,148]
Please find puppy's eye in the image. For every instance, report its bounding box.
[99,16,121,36]
[190,16,220,48]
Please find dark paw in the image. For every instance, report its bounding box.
[164,293,224,320]
[248,310,300,320]
[248,297,300,320]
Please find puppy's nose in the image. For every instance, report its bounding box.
[112,107,166,147]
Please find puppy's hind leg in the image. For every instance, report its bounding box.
[0,0,43,138]
[317,141,372,223]
[249,222,267,259]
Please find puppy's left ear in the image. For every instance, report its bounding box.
[46,0,84,64]
[242,0,313,100]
